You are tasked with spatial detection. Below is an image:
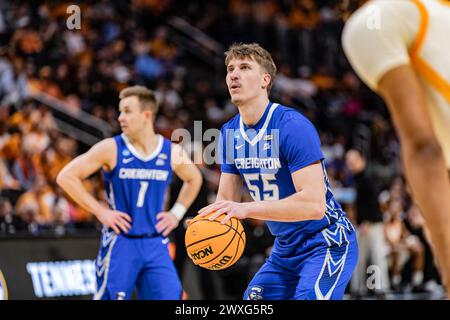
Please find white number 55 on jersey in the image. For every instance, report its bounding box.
[243,173,279,201]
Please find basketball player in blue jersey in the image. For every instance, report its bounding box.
[57,86,202,300]
[198,43,358,300]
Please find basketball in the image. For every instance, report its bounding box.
[185,213,246,271]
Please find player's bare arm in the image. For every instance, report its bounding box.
[56,138,132,234]
[378,65,450,287]
[155,143,203,236]
[215,173,244,202]
[199,161,326,224]
[187,172,242,225]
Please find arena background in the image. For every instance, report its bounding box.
[0,0,445,300]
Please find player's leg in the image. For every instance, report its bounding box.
[136,237,182,300]
[243,258,298,300]
[294,231,358,300]
[378,65,450,292]
[94,233,141,300]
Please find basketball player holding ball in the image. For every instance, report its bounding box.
[198,43,358,300]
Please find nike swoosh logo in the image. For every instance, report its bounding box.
[123,157,134,164]
[162,238,169,244]
[235,144,245,150]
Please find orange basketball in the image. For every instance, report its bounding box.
[185,212,246,270]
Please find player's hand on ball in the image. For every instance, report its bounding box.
[198,201,250,224]
[156,211,179,236]
[97,208,132,234]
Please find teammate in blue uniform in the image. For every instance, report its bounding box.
[199,43,358,300]
[57,86,202,300]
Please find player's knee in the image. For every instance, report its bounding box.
[408,138,443,161]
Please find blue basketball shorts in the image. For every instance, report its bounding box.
[93,230,182,300]
[244,222,359,300]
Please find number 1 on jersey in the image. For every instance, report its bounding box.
[137,181,149,207]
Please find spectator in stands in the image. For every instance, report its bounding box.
[385,198,425,293]
[346,148,390,298]
[405,204,442,293]
[51,184,73,235]
[13,142,37,191]
[15,175,52,225]
[0,55,28,106]
[0,130,22,193]
[0,196,22,234]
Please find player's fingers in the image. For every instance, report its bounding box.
[220,213,232,224]
[199,203,224,217]
[185,218,193,226]
[208,207,229,221]
[119,217,131,230]
[117,216,131,230]
[197,205,211,215]
[156,220,169,233]
[162,225,174,237]
[198,201,222,214]
[156,212,168,220]
[118,212,132,223]
[155,221,163,232]
[117,221,129,234]
[113,216,130,232]
[111,224,120,235]
[159,224,170,236]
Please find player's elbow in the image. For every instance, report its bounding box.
[56,170,64,187]
[188,167,203,192]
[193,167,203,187]
[56,169,71,190]
[311,201,326,220]
[198,168,203,183]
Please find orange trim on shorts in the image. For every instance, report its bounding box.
[409,0,429,59]
[409,0,450,104]
[412,57,450,104]
[439,0,450,8]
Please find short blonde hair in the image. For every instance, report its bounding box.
[224,42,277,93]
[119,85,158,113]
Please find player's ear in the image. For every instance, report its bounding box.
[143,110,154,121]
[261,74,271,90]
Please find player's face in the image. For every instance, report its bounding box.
[118,96,147,138]
[226,57,269,105]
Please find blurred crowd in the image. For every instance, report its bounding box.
[0,0,441,297]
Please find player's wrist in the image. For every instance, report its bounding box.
[242,201,255,219]
[170,202,187,221]
[93,204,107,217]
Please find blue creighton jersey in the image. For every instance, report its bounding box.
[220,102,351,253]
[102,134,172,236]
